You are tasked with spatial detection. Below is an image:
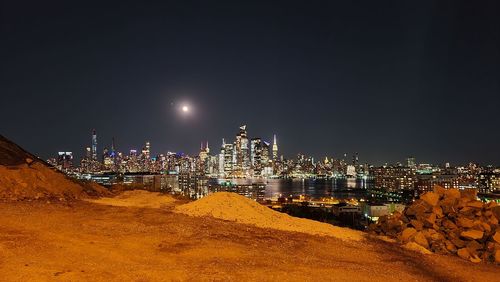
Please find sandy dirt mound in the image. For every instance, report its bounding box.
[89,190,177,208]
[0,162,109,201]
[175,192,364,241]
[0,135,37,166]
[0,135,109,201]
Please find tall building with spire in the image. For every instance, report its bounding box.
[199,141,209,162]
[272,134,278,160]
[110,137,116,158]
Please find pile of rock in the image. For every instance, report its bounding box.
[369,186,500,263]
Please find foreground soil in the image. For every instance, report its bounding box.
[1,193,499,281]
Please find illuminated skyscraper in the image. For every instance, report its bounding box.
[234,125,250,176]
[407,157,416,168]
[261,141,270,165]
[261,141,272,176]
[91,129,97,161]
[272,134,278,160]
[144,141,151,160]
[110,137,116,158]
[223,142,234,176]
[250,138,262,176]
[199,141,209,162]
[218,139,225,176]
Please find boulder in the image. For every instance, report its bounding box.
[450,237,466,248]
[432,206,444,218]
[492,231,500,244]
[488,216,499,226]
[466,201,484,209]
[492,206,500,220]
[403,242,433,255]
[441,219,457,230]
[479,222,491,232]
[460,189,477,201]
[410,219,424,231]
[485,201,498,209]
[421,192,440,207]
[457,248,470,260]
[413,232,429,249]
[457,217,474,228]
[460,230,484,240]
[440,197,457,214]
[433,185,446,197]
[469,255,481,263]
[406,200,431,216]
[445,240,456,252]
[401,227,417,242]
[423,213,436,227]
[444,189,461,199]
[466,240,482,254]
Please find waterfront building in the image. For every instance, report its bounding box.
[478,170,500,193]
[371,165,416,192]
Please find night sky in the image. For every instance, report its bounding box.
[1,1,499,165]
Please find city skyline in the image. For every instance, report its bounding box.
[45,125,500,198]
[1,1,499,165]
[50,126,499,172]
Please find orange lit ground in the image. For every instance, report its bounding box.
[0,195,499,281]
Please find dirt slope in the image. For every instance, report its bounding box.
[0,134,38,166]
[0,134,109,200]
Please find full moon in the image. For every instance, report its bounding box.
[182,105,189,113]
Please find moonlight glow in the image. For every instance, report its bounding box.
[182,105,189,113]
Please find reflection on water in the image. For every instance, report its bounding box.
[265,178,375,199]
[153,174,375,200]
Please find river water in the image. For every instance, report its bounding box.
[264,178,375,199]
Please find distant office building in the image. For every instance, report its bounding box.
[261,141,270,165]
[234,125,250,176]
[57,152,73,171]
[223,142,234,176]
[251,138,262,176]
[91,129,97,161]
[406,157,416,168]
[478,172,500,193]
[272,134,278,160]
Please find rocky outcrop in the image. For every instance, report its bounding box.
[370,186,500,264]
